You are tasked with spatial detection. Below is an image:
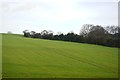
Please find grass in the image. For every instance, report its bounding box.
[2,33,118,78]
[0,33,2,79]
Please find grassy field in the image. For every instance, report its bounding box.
[2,33,118,78]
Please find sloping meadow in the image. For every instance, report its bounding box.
[2,34,118,78]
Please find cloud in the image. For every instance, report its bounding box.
[0,2,10,12]
[0,0,118,34]
[12,2,34,12]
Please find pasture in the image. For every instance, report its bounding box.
[2,34,118,78]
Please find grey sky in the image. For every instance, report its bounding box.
[0,0,119,34]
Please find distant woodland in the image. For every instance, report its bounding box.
[23,24,120,48]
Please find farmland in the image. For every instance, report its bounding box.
[2,33,118,78]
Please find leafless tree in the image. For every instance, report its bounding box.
[80,24,94,37]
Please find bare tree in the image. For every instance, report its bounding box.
[105,25,119,34]
[7,31,12,34]
[41,30,48,36]
[80,24,94,37]
[23,30,30,37]
[30,31,36,38]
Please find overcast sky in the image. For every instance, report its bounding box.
[0,0,119,34]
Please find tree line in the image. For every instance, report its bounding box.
[23,24,120,48]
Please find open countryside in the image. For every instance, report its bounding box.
[2,34,118,78]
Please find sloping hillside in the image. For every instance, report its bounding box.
[2,34,118,78]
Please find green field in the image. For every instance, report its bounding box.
[2,34,118,78]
